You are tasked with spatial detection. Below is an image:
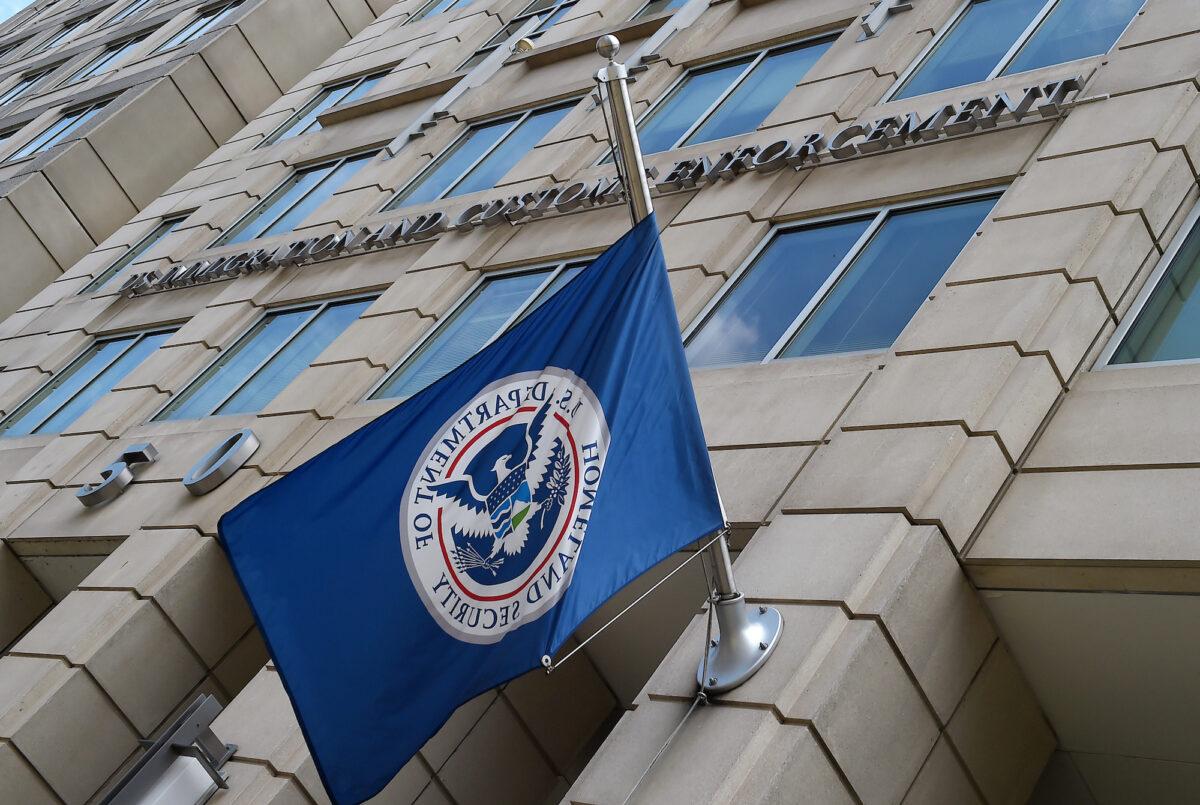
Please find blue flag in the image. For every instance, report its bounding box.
[219,213,724,804]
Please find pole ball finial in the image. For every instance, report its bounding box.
[596,34,620,61]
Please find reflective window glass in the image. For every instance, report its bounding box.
[158,298,373,420]
[152,2,240,53]
[7,102,107,161]
[632,0,687,20]
[1,330,173,436]
[44,14,95,47]
[84,215,187,293]
[0,68,51,107]
[687,195,999,367]
[1110,214,1200,365]
[111,0,156,24]
[388,101,573,208]
[372,262,585,400]
[462,0,577,69]
[261,71,388,146]
[894,0,1142,100]
[218,152,376,246]
[67,34,148,82]
[409,0,475,24]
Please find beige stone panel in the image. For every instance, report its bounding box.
[0,200,61,319]
[844,348,1061,461]
[18,294,113,339]
[777,123,1051,221]
[261,247,429,306]
[1071,752,1200,804]
[6,172,94,270]
[239,0,350,91]
[0,542,50,649]
[857,526,995,723]
[0,655,138,803]
[111,342,219,395]
[0,442,41,480]
[12,590,206,735]
[709,445,813,525]
[366,756,441,805]
[669,151,816,226]
[359,263,474,319]
[0,307,46,340]
[995,145,1194,241]
[1027,365,1200,469]
[567,697,851,805]
[199,28,284,121]
[40,142,139,244]
[80,528,203,591]
[1115,0,1198,48]
[0,482,55,544]
[170,55,248,145]
[947,645,1055,805]
[294,186,391,234]
[0,739,58,804]
[660,213,766,277]
[667,266,723,328]
[213,628,268,698]
[4,432,110,486]
[209,758,311,805]
[902,735,983,805]
[0,369,50,419]
[97,282,227,335]
[776,619,939,803]
[1089,30,1200,98]
[59,387,170,440]
[970,467,1200,564]
[947,207,1155,306]
[0,329,90,374]
[420,689,497,770]
[260,360,384,418]
[504,654,616,775]
[693,355,868,447]
[761,71,893,131]
[310,310,428,368]
[280,413,374,471]
[8,466,268,541]
[1040,83,1199,159]
[783,426,1010,550]
[167,302,261,349]
[893,274,1109,384]
[211,667,311,774]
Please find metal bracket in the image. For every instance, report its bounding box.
[697,594,783,693]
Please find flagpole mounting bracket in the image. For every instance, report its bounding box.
[697,594,783,694]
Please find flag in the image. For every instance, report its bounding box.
[218,213,724,804]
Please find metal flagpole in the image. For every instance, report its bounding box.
[595,36,783,694]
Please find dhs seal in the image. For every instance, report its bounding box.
[401,369,609,643]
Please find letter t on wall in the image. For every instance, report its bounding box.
[860,0,914,38]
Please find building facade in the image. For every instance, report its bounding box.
[0,0,394,318]
[0,0,1197,803]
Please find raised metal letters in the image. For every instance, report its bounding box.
[77,443,159,507]
[183,428,260,496]
[120,78,1083,298]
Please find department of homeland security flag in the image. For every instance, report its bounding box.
[219,213,724,804]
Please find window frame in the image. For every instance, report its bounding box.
[630,0,686,22]
[406,0,475,25]
[42,13,97,48]
[0,328,174,437]
[82,213,191,294]
[1096,202,1200,370]
[152,293,378,421]
[5,100,107,162]
[150,1,239,54]
[459,0,578,69]
[108,0,157,26]
[212,149,380,247]
[682,186,1006,368]
[384,98,578,210]
[884,0,1146,103]
[609,31,837,163]
[64,32,149,83]
[258,69,390,148]
[365,258,589,401]
[0,67,53,106]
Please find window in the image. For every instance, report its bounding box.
[259,70,389,147]
[65,34,148,82]
[215,151,377,247]
[631,36,833,157]
[151,1,240,53]
[0,330,173,437]
[632,0,687,20]
[110,0,156,24]
[84,215,188,293]
[685,193,999,368]
[1105,205,1200,366]
[371,260,585,401]
[157,297,374,420]
[892,0,1143,101]
[386,100,574,209]
[0,68,52,107]
[407,0,475,25]
[7,101,107,161]
[43,14,95,48]
[460,0,577,70]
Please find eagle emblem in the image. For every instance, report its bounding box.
[429,399,571,583]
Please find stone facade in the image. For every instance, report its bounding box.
[0,0,1197,803]
[0,0,394,318]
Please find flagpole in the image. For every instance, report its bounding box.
[596,37,782,694]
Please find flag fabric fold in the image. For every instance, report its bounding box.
[219,213,724,804]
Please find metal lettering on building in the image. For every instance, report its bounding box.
[119,78,1082,298]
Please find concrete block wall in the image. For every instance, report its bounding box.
[0,0,392,319]
[0,0,1193,802]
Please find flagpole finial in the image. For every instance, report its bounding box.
[596,34,620,62]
